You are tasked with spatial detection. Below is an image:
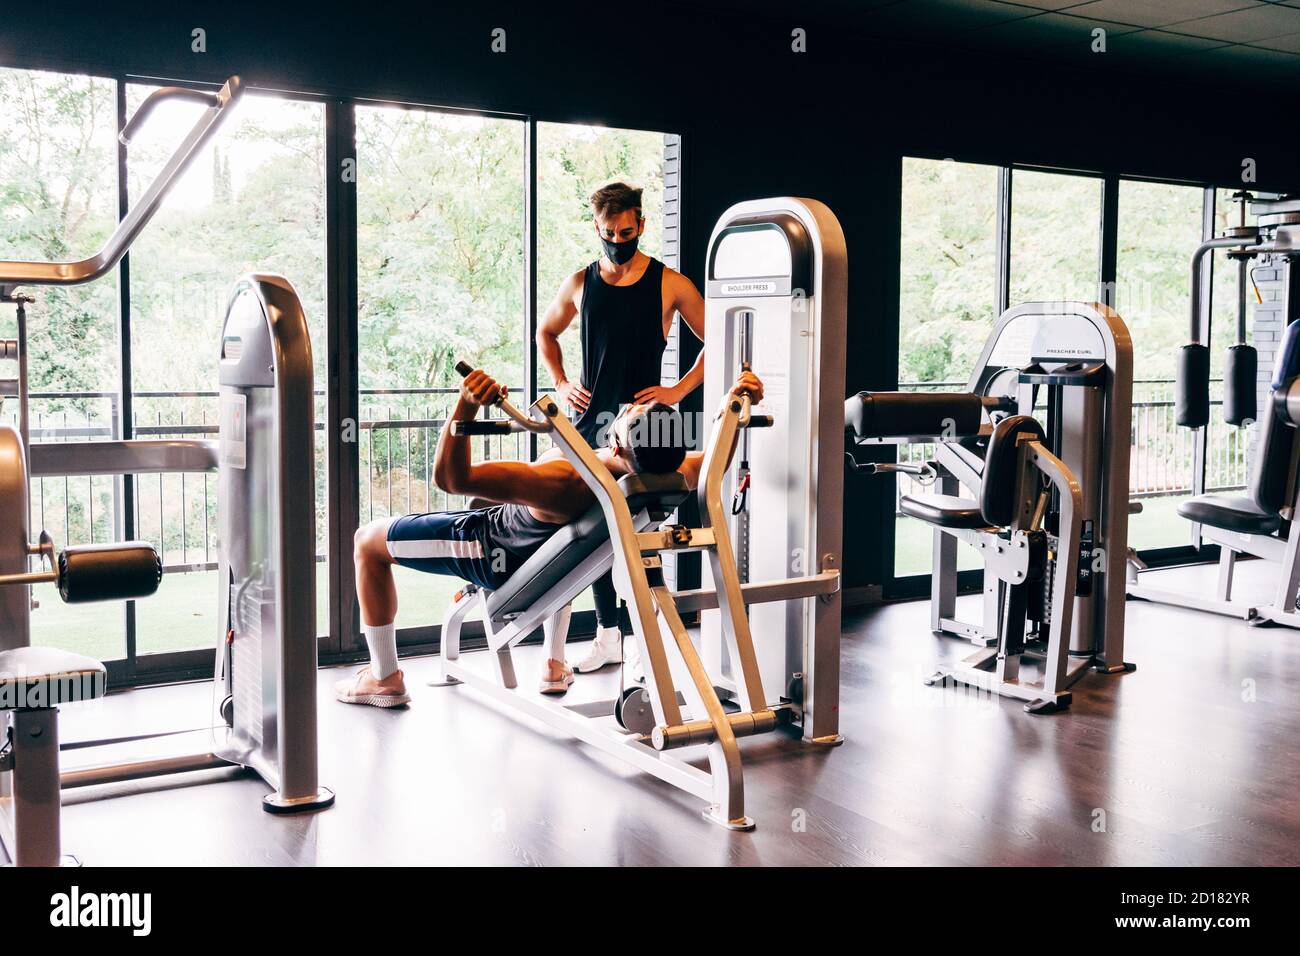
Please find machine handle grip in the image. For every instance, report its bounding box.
[0,76,243,292]
[450,420,516,436]
[846,459,936,480]
[119,85,225,145]
[451,358,552,434]
[744,414,774,428]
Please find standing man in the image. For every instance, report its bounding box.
[537,181,706,673]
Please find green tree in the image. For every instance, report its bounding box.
[0,68,119,409]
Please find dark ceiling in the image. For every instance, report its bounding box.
[682,0,1300,84]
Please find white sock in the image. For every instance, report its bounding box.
[544,605,572,662]
[363,622,399,680]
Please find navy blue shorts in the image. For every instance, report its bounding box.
[386,510,506,591]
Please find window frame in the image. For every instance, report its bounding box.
[888,155,1235,598]
[2,64,684,682]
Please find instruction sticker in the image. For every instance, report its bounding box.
[220,393,247,470]
[757,367,787,417]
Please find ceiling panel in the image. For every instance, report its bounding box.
[1176,39,1300,73]
[1162,2,1300,40]
[866,0,1042,33]
[991,1,1089,9]
[1250,30,1300,52]
[1102,28,1235,58]
[1061,1,1264,29]
[672,1,1300,87]
[975,10,1142,52]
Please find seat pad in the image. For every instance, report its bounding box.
[1176,494,1280,536]
[899,493,991,530]
[484,472,689,622]
[0,646,107,708]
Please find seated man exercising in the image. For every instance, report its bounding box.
[337,365,764,707]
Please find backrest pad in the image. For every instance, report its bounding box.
[980,414,1045,527]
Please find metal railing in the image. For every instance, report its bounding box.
[2,386,537,575]
[892,378,1250,509]
[10,377,1255,564]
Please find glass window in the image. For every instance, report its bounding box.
[1010,169,1102,304]
[0,67,124,657]
[126,86,328,652]
[536,122,669,403]
[1209,188,1258,506]
[1115,180,1206,550]
[895,157,998,578]
[534,124,671,606]
[355,105,525,630]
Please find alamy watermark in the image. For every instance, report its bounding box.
[0,671,104,710]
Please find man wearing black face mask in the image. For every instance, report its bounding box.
[537,180,706,675]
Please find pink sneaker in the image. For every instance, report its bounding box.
[334,667,411,707]
[539,660,574,696]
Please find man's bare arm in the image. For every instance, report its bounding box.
[672,270,707,398]
[634,268,706,406]
[432,368,589,522]
[536,271,592,414]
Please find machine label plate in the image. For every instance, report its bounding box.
[721,280,778,295]
[220,393,247,470]
[708,277,794,297]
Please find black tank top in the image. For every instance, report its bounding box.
[482,503,564,576]
[571,257,668,446]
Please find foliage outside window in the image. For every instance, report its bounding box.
[0,67,123,656]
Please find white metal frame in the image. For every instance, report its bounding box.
[431,389,838,829]
[701,197,846,744]
[1127,196,1300,628]
[927,303,1134,674]
[0,278,332,868]
[924,432,1089,712]
[1126,495,1300,628]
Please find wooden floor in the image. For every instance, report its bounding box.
[25,561,1300,866]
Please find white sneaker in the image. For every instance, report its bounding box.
[571,626,623,673]
[624,636,645,685]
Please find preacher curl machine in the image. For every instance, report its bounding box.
[848,302,1137,713]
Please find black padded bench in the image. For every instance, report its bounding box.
[483,471,691,626]
[1171,374,1293,537]
[1177,495,1281,535]
[898,493,992,530]
[886,406,1047,534]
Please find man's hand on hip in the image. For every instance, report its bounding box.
[557,380,592,414]
[633,383,684,406]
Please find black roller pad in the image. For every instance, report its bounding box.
[58,542,162,604]
[1176,344,1211,428]
[1223,344,1257,426]
[844,391,983,439]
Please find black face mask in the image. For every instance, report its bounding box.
[601,233,639,265]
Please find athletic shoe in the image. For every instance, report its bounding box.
[625,636,645,685]
[334,667,411,707]
[571,626,623,673]
[539,660,575,695]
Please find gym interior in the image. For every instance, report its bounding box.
[2,0,1300,891]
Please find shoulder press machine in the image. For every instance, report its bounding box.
[430,362,840,830]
